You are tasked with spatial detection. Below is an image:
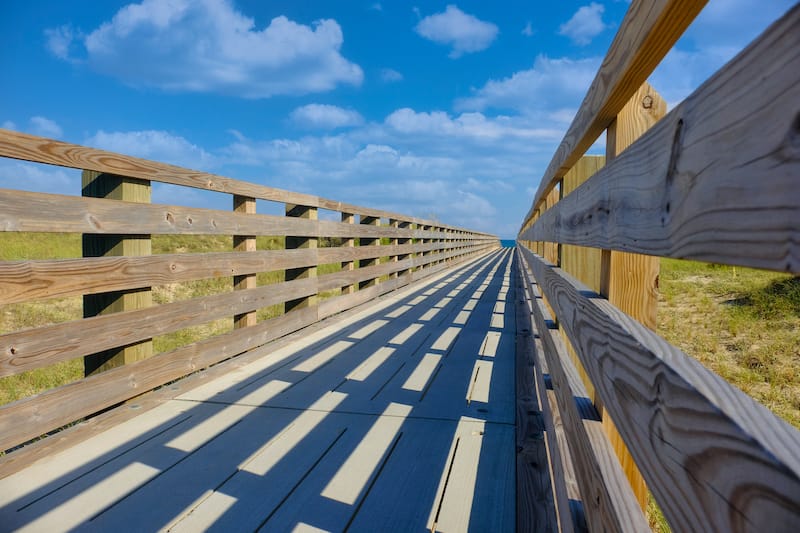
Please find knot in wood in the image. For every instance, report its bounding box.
[642,95,654,109]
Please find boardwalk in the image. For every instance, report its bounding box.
[0,249,519,532]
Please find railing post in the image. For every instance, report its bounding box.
[398,220,412,278]
[341,212,356,294]
[284,203,318,312]
[359,215,380,289]
[389,218,399,279]
[82,170,153,376]
[233,195,257,328]
[600,81,666,510]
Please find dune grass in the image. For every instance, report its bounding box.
[648,258,799,532]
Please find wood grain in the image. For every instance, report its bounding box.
[233,195,257,329]
[0,129,495,237]
[521,0,707,228]
[514,255,560,532]
[81,170,154,375]
[0,306,319,453]
[0,277,319,377]
[521,244,800,532]
[519,247,648,532]
[522,6,800,273]
[0,250,494,453]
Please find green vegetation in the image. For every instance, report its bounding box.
[648,258,799,532]
[0,232,344,406]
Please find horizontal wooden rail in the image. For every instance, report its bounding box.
[0,189,496,241]
[518,248,648,532]
[521,0,707,228]
[0,130,494,238]
[0,248,498,453]
[0,241,486,305]
[519,244,800,531]
[521,5,800,273]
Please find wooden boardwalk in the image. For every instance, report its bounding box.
[0,249,521,532]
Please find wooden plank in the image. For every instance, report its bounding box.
[0,305,319,453]
[519,247,647,532]
[0,129,493,236]
[543,187,561,266]
[318,259,414,293]
[285,204,318,313]
[358,216,380,290]
[81,170,153,376]
[523,6,800,273]
[520,245,800,532]
[0,251,489,469]
[560,156,605,293]
[0,277,319,377]
[514,254,560,532]
[233,195,257,329]
[341,212,356,295]
[0,243,473,306]
[600,82,667,510]
[522,0,707,226]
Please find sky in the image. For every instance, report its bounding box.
[0,0,794,238]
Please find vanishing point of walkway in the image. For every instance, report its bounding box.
[0,249,518,532]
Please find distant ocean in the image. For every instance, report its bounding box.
[500,239,516,248]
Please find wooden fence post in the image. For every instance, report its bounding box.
[398,220,412,278]
[600,81,667,510]
[233,195,257,328]
[284,204,318,312]
[359,215,380,289]
[341,212,356,294]
[82,170,153,376]
[390,218,399,279]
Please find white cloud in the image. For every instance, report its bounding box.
[380,68,403,83]
[45,25,78,60]
[1,116,64,138]
[290,104,364,130]
[559,3,607,45]
[0,159,78,196]
[84,130,215,170]
[47,0,363,98]
[522,22,534,37]
[29,116,64,138]
[415,5,498,58]
[385,108,561,142]
[457,55,600,117]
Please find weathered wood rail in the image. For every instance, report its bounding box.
[1,0,799,531]
[517,1,800,532]
[0,128,498,458]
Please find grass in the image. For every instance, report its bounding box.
[648,258,800,531]
[0,232,345,407]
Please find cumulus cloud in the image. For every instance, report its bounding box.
[415,5,498,58]
[380,68,403,83]
[45,0,363,98]
[559,3,607,45]
[84,130,215,169]
[290,104,364,130]
[29,116,64,138]
[0,160,78,196]
[385,108,561,142]
[2,116,64,138]
[457,55,600,117]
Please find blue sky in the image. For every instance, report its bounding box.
[0,1,794,237]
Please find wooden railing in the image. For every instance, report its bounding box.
[0,129,498,454]
[517,1,799,532]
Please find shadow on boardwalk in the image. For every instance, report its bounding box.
[0,249,521,532]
